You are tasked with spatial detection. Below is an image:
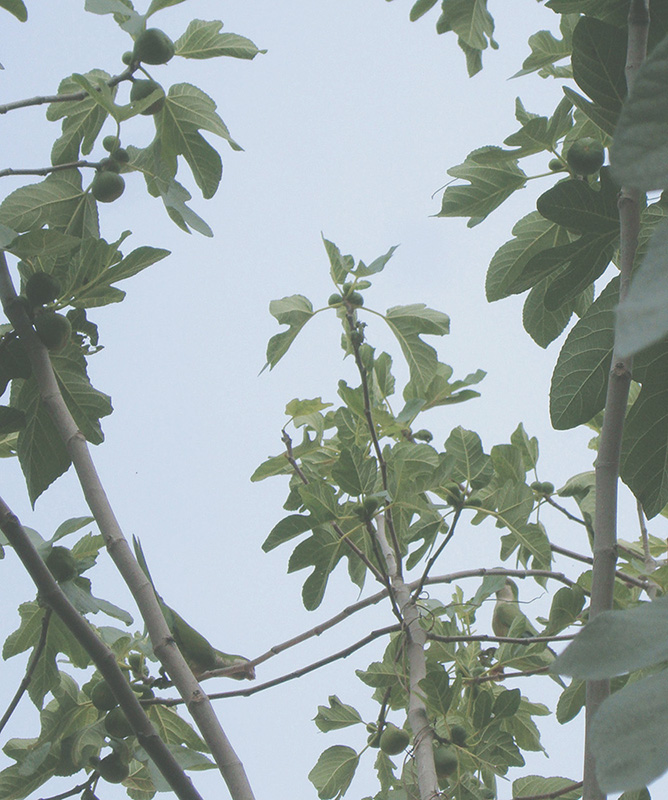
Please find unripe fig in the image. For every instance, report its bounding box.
[121,51,134,65]
[25,272,61,306]
[91,680,118,712]
[328,293,343,306]
[379,724,409,755]
[548,158,565,171]
[434,745,458,777]
[99,157,121,173]
[130,79,166,115]
[566,138,605,175]
[97,752,129,784]
[34,312,72,351]
[104,707,133,739]
[346,291,364,307]
[91,171,125,203]
[102,135,120,153]
[45,546,77,582]
[133,28,175,65]
[113,147,129,163]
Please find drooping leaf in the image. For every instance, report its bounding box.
[13,347,112,505]
[308,746,359,800]
[550,278,618,430]
[571,16,627,117]
[384,304,450,397]
[486,211,574,302]
[263,295,315,371]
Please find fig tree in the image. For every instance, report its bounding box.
[379,724,409,755]
[434,745,458,777]
[566,138,605,175]
[133,28,175,65]
[97,752,129,784]
[45,546,77,582]
[92,171,125,203]
[91,680,118,712]
[25,272,61,306]
[34,311,72,351]
[130,79,166,115]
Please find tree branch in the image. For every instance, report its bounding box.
[584,4,649,798]
[0,496,204,800]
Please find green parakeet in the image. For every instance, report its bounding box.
[133,537,255,680]
[492,579,522,638]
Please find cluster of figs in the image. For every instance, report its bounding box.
[366,721,482,787]
[91,28,175,204]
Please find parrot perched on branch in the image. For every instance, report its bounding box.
[133,537,255,681]
[492,579,523,638]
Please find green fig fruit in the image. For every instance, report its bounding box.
[91,680,118,712]
[104,707,134,739]
[113,147,130,163]
[91,171,125,203]
[45,546,77,582]
[130,79,166,115]
[540,481,555,495]
[133,28,175,65]
[328,293,343,306]
[434,745,458,777]
[346,291,364,307]
[25,272,61,306]
[34,312,72,351]
[379,724,409,755]
[367,730,382,748]
[566,138,605,176]
[121,51,134,65]
[102,135,120,153]
[97,752,129,784]
[548,158,565,171]
[99,157,121,173]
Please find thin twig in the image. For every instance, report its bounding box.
[412,505,463,600]
[0,67,133,115]
[162,625,402,704]
[0,161,99,179]
[0,608,52,734]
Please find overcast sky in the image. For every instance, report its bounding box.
[0,3,657,799]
